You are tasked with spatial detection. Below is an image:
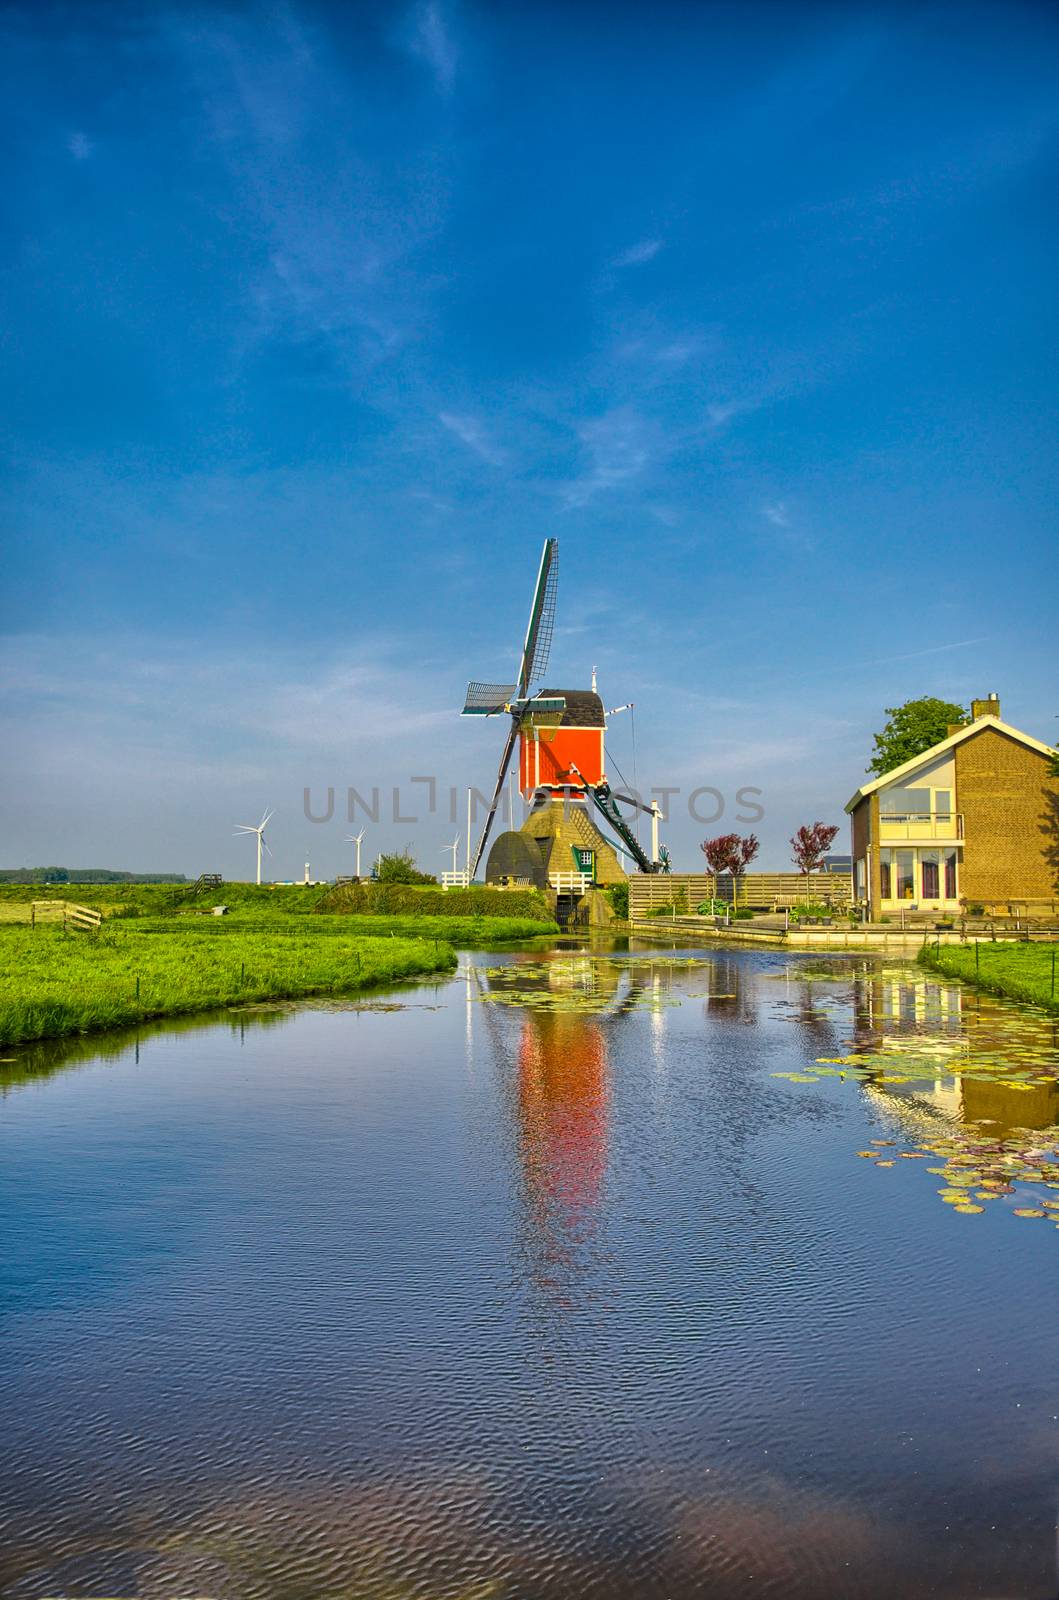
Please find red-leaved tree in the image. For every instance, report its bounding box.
[790,822,840,896]
[701,834,760,906]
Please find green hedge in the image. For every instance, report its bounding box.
[315,883,553,920]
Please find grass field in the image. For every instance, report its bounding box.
[0,924,458,1047]
[129,912,558,942]
[919,940,1059,1015]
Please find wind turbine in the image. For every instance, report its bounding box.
[442,834,461,876]
[235,810,273,885]
[344,830,365,878]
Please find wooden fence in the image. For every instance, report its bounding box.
[0,899,102,931]
[630,872,853,919]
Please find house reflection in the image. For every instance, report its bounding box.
[849,968,1059,1133]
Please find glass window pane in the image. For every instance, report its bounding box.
[879,854,891,899]
[934,790,952,819]
[945,851,957,898]
[921,853,939,897]
[897,850,916,898]
[881,788,931,818]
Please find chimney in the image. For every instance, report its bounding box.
[971,694,1000,721]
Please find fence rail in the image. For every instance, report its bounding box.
[550,872,594,894]
[0,899,105,930]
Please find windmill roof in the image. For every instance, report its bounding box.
[537,688,606,727]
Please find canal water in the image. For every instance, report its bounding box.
[2,943,1058,1600]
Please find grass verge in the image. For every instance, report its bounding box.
[918,940,1059,1015]
[0,925,457,1047]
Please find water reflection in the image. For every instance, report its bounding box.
[0,1003,296,1096]
[3,948,1059,1598]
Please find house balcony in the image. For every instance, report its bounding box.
[878,814,964,842]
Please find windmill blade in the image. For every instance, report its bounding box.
[260,809,273,828]
[470,718,519,880]
[262,837,273,857]
[517,537,558,695]
[234,824,257,835]
[462,681,517,716]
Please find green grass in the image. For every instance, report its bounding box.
[919,940,1059,1015]
[130,912,559,943]
[0,881,330,917]
[0,923,458,1047]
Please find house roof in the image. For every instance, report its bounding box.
[844,715,1056,813]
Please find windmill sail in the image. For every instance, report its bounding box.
[517,538,558,695]
[462,681,517,715]
[470,718,519,878]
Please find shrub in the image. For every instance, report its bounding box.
[375,848,437,885]
[316,882,553,920]
[605,882,629,919]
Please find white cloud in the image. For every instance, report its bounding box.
[67,131,93,160]
[762,502,790,528]
[614,238,663,267]
[408,2,458,95]
[560,409,652,509]
[438,411,506,466]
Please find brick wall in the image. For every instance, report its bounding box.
[955,726,1059,902]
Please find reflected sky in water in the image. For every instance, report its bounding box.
[1,945,1057,1599]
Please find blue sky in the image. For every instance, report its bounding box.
[2,0,1057,878]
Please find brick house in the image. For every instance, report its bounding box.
[845,695,1058,918]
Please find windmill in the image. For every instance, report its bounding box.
[462,540,669,884]
[442,834,461,874]
[344,830,365,878]
[235,810,273,885]
[461,538,562,877]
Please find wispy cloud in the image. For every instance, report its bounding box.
[560,409,652,509]
[864,637,988,666]
[614,238,663,268]
[67,131,93,161]
[762,501,790,528]
[407,2,458,96]
[438,411,506,466]
[173,10,446,367]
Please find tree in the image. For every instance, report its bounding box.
[701,833,760,908]
[867,697,968,776]
[790,823,840,897]
[374,848,437,885]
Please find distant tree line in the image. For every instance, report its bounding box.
[0,868,188,884]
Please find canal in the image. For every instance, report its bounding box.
[1,942,1057,1599]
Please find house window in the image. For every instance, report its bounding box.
[879,855,891,899]
[896,850,916,899]
[945,851,957,898]
[921,852,940,897]
[572,847,594,874]
[881,788,931,820]
[934,789,952,821]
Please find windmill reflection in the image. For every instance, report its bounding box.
[480,954,659,1304]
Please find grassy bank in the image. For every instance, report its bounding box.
[0,925,457,1047]
[919,941,1059,1015]
[130,913,559,943]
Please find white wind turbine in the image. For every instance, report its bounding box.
[442,834,461,876]
[235,810,273,885]
[344,830,365,878]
